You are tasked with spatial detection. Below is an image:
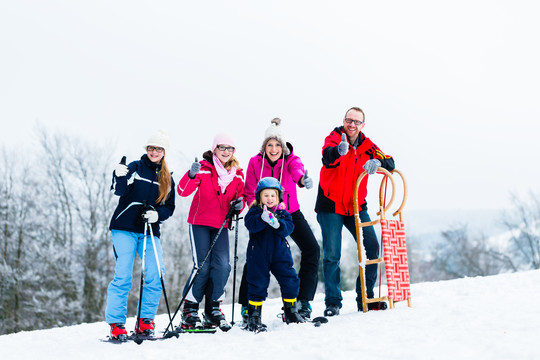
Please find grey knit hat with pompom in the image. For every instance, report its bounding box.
[260,118,290,156]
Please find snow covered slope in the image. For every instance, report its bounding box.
[2,270,539,360]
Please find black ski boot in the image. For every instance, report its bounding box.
[357,300,388,312]
[180,300,203,330]
[298,299,312,320]
[203,300,231,332]
[323,304,340,317]
[241,305,249,328]
[247,302,267,333]
[282,299,306,324]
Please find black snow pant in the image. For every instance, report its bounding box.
[239,209,320,306]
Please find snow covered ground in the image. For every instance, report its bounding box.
[2,270,539,360]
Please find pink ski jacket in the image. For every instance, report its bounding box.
[177,154,245,228]
[244,143,305,213]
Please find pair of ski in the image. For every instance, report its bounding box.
[101,332,173,344]
[178,318,232,334]
[241,315,329,333]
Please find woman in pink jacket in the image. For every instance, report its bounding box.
[239,118,320,321]
[177,133,244,331]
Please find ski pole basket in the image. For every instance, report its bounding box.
[353,168,412,312]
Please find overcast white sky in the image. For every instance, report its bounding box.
[1,0,539,212]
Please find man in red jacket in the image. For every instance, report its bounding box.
[315,107,395,316]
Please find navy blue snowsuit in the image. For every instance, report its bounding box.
[244,205,300,302]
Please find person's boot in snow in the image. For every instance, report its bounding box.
[110,323,128,340]
[298,299,312,320]
[247,302,267,332]
[181,300,203,329]
[357,300,388,311]
[241,305,249,327]
[136,318,155,336]
[203,300,226,327]
[323,304,340,317]
[282,299,306,324]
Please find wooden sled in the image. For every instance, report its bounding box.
[354,168,412,312]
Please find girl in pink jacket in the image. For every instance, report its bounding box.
[177,133,245,331]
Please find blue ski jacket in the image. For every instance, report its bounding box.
[109,154,175,237]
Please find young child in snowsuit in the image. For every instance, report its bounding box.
[106,130,176,340]
[177,133,244,331]
[244,177,305,332]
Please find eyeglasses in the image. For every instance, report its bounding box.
[344,118,364,126]
[217,145,235,152]
[147,146,164,153]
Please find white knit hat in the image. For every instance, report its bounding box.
[260,118,290,155]
[144,129,170,153]
[212,132,235,151]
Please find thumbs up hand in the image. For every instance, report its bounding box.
[261,205,280,229]
[114,156,129,177]
[337,133,349,156]
[302,170,313,189]
[189,157,201,178]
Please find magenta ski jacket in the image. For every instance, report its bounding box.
[244,143,305,213]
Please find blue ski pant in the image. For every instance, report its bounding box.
[183,224,231,303]
[105,230,164,324]
[317,209,379,308]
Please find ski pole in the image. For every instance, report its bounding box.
[134,221,149,343]
[164,205,236,334]
[230,213,241,326]
[147,222,179,339]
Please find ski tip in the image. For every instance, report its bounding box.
[312,316,328,324]
[162,330,180,339]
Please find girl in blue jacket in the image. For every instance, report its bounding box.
[106,130,176,340]
[244,177,304,332]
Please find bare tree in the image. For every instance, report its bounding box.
[0,149,44,333]
[503,192,540,270]
[429,224,517,280]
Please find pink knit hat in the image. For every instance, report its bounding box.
[212,132,235,151]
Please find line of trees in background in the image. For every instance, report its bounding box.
[407,193,540,283]
[0,127,195,335]
[1,127,539,335]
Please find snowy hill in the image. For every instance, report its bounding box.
[2,270,539,360]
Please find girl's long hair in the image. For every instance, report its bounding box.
[156,157,172,204]
[223,155,240,171]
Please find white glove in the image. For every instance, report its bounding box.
[189,157,201,178]
[302,170,313,189]
[337,133,349,156]
[363,159,381,175]
[261,206,280,229]
[142,210,159,224]
[115,163,128,177]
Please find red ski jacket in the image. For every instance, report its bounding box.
[177,152,245,228]
[316,126,394,216]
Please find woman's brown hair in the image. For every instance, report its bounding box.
[156,157,171,204]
